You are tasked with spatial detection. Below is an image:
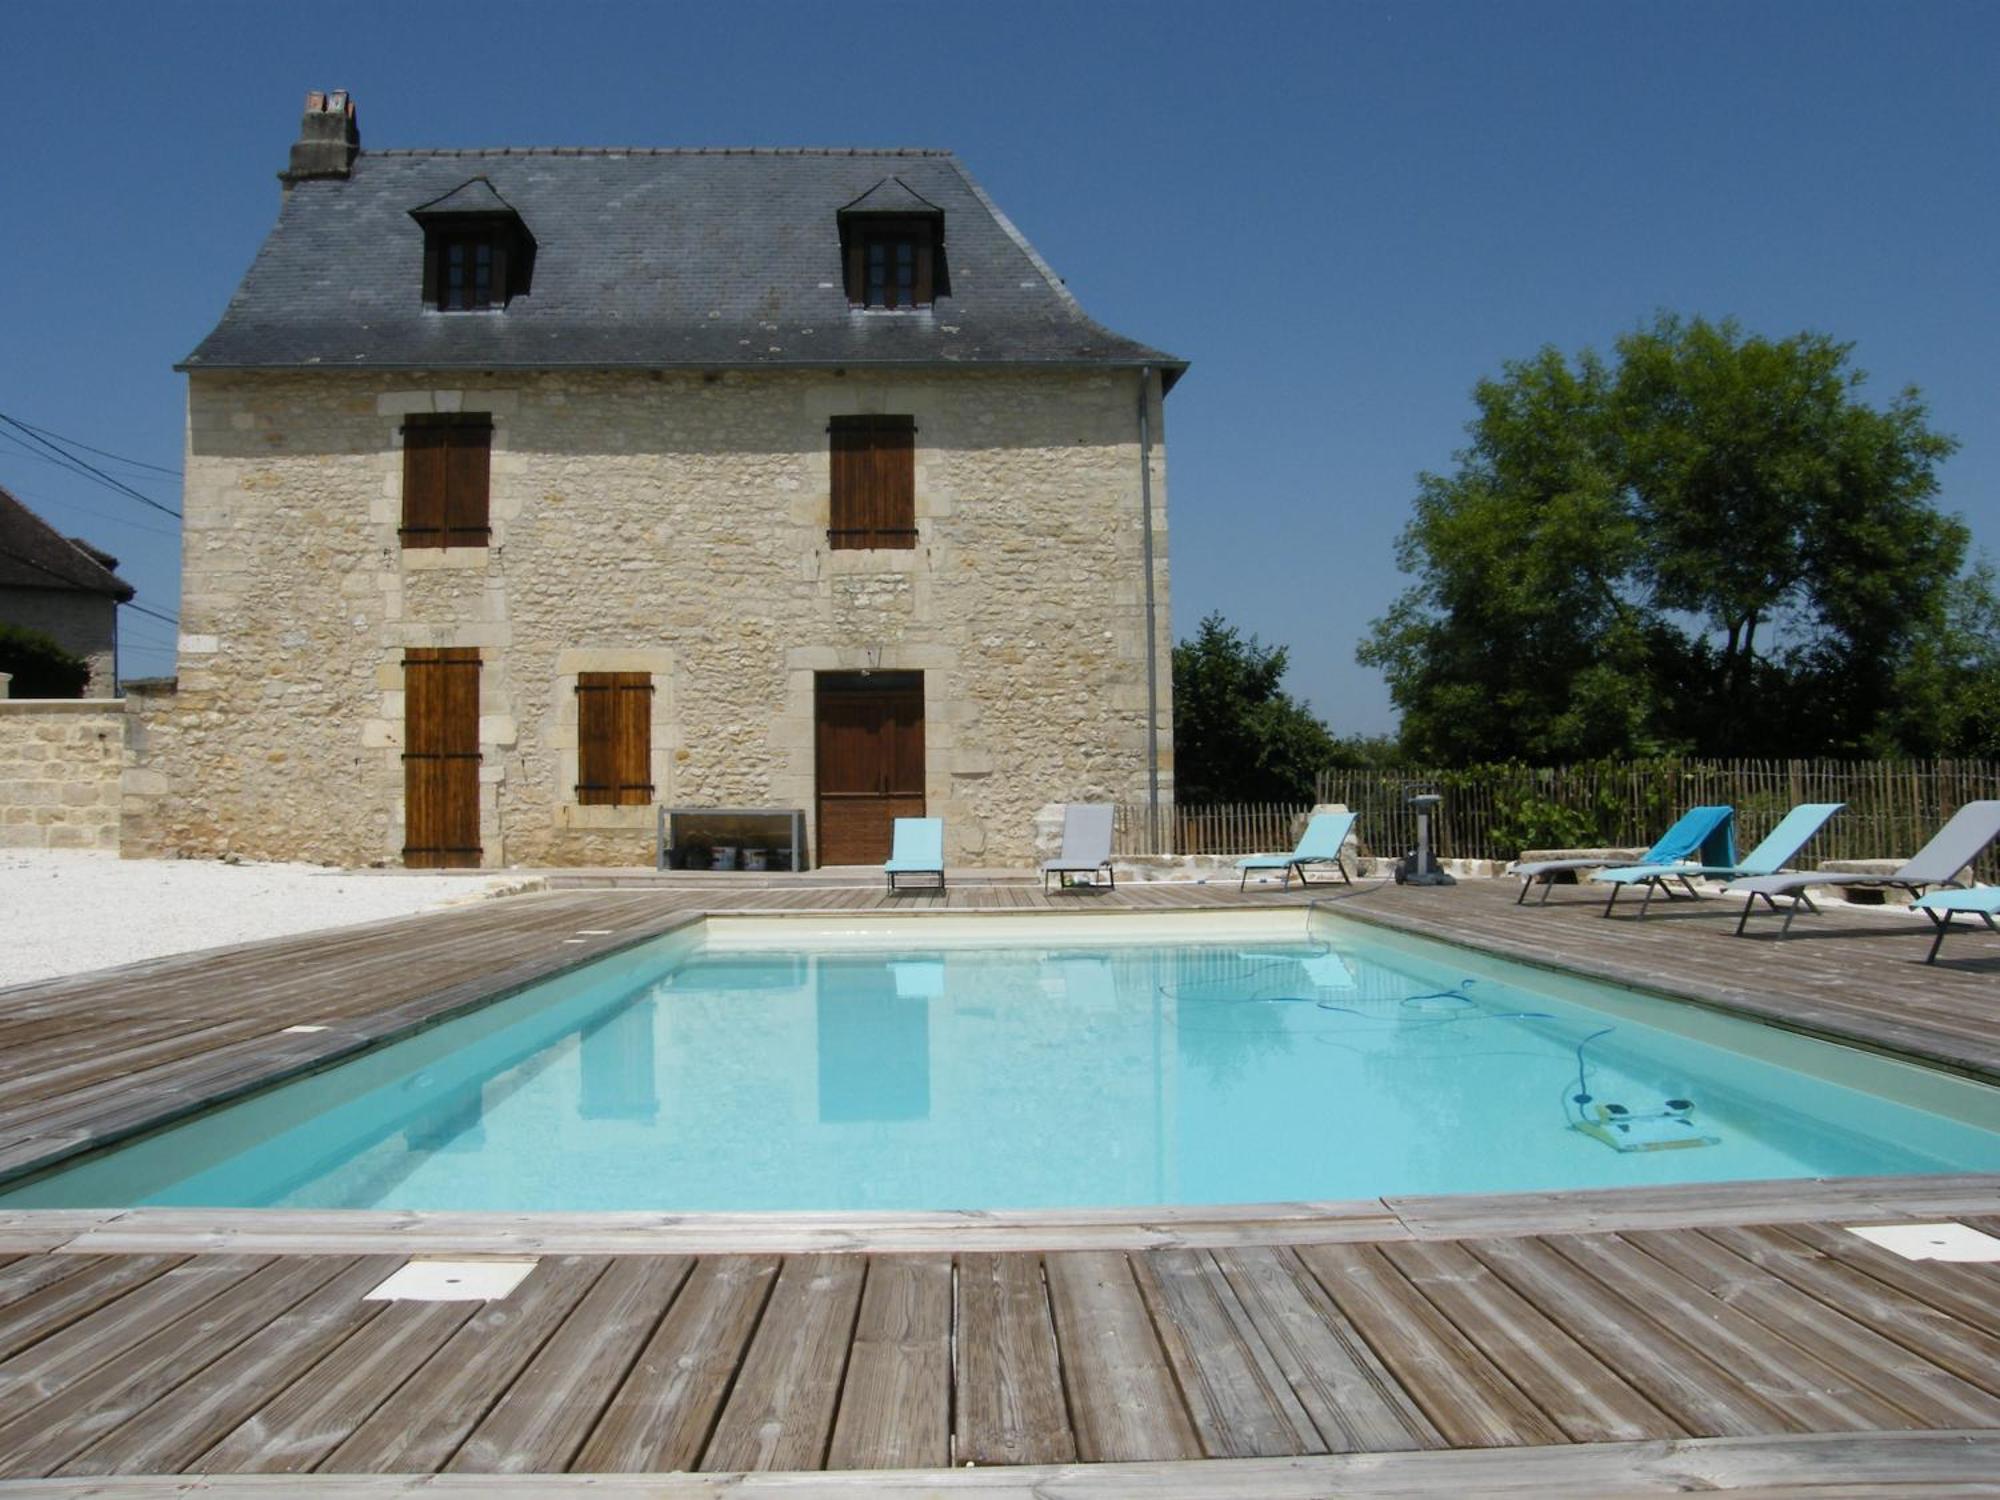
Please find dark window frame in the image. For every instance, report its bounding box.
[828,414,918,550]
[399,413,493,549]
[843,217,937,309]
[419,213,532,312]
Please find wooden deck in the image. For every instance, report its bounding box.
[0,1212,1995,1484]
[0,872,1995,1488]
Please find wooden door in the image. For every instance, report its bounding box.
[403,647,481,868]
[815,672,923,865]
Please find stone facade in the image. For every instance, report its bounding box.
[0,587,119,696]
[0,700,126,850]
[130,366,1173,868]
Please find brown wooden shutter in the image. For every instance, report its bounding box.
[402,416,491,548]
[577,672,653,806]
[828,416,915,549]
[401,425,448,547]
[403,648,481,867]
[444,424,490,544]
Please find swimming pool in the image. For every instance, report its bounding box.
[3,909,1994,1211]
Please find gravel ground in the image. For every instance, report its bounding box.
[0,850,527,989]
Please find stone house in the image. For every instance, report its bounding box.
[0,485,134,697]
[143,92,1182,869]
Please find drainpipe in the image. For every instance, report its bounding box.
[1137,366,1162,852]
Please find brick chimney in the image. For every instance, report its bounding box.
[281,90,359,185]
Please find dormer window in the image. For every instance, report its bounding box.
[409,178,535,313]
[439,230,499,310]
[838,178,945,311]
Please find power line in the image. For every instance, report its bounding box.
[0,412,181,520]
[122,600,180,627]
[0,465,182,539]
[1,417,180,477]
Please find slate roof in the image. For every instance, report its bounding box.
[0,486,136,600]
[183,149,1184,385]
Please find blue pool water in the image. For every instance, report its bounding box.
[3,912,1995,1211]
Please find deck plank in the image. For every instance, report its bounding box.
[700,1253,866,1472]
[1623,1228,2000,1428]
[952,1252,1075,1467]
[825,1255,952,1470]
[447,1255,693,1474]
[1778,1222,2000,1340]
[1209,1245,1439,1454]
[320,1255,609,1474]
[1542,1233,1912,1432]
[572,1255,780,1473]
[1293,1243,1563,1449]
[1044,1251,1202,1463]
[1377,1238,1682,1443]
[1133,1248,1320,1458]
[194,1299,480,1474]
[0,1255,350,1477]
[1466,1234,1799,1438]
[0,1254,185,1363]
[0,1255,266,1427]
[1699,1225,2000,1400]
[53,1255,400,1477]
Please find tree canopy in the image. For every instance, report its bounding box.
[1173,613,1368,803]
[1359,315,1991,761]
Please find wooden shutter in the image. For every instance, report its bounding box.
[828,416,915,550]
[577,672,654,806]
[403,648,481,867]
[401,416,491,548]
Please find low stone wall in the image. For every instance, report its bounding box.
[0,700,127,850]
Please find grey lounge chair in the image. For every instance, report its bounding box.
[1590,802,1844,918]
[1509,806,1735,906]
[1726,800,2000,936]
[1041,803,1116,892]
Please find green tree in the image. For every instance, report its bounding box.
[1173,613,1342,803]
[0,624,89,699]
[1361,315,1971,761]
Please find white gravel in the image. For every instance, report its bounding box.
[0,850,529,989]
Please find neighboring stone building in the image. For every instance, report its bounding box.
[139,91,1182,869]
[0,485,134,697]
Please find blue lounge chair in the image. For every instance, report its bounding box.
[1236,811,1357,892]
[883,817,945,893]
[1591,802,1844,918]
[1509,806,1735,906]
[1729,800,2000,936]
[1913,887,2000,964]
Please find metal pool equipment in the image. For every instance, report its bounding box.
[1396,792,1456,886]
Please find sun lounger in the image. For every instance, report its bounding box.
[1509,806,1734,906]
[1236,811,1357,892]
[1041,803,1116,892]
[1591,802,1844,918]
[883,817,945,893]
[1726,800,2000,935]
[1912,887,2000,964]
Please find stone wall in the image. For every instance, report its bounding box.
[131,367,1174,867]
[0,587,120,696]
[0,700,126,850]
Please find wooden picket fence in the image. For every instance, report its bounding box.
[1315,759,2000,876]
[1110,760,2000,877]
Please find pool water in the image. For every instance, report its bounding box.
[4,912,1995,1211]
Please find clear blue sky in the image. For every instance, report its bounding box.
[3,1,1994,730]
